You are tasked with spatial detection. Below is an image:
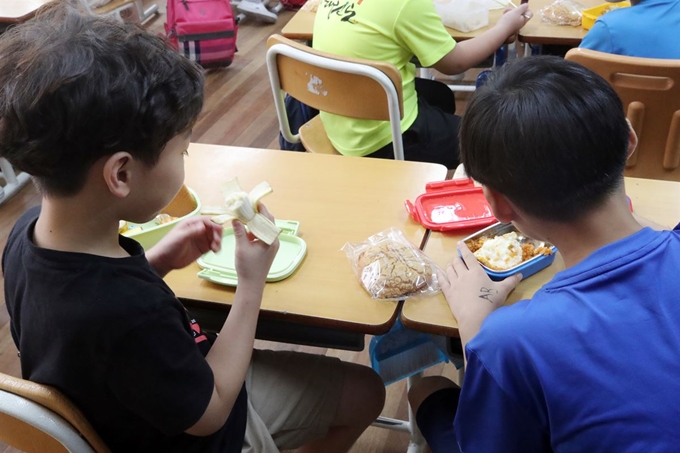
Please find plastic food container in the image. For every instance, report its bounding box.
[582,1,630,29]
[405,178,497,232]
[434,0,489,33]
[122,187,201,250]
[462,222,557,281]
[197,219,306,286]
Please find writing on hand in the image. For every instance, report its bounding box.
[478,286,498,303]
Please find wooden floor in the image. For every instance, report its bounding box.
[0,3,470,452]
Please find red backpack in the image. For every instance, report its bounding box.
[280,0,306,8]
[165,0,238,68]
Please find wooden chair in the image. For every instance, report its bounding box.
[565,48,680,181]
[266,34,405,160]
[0,372,110,453]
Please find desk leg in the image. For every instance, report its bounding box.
[417,66,476,93]
[406,373,427,453]
[136,0,159,23]
[370,373,427,453]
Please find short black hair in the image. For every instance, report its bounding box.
[460,56,630,222]
[0,4,204,196]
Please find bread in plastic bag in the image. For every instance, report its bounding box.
[342,228,442,300]
[539,0,585,26]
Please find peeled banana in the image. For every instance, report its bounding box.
[205,178,281,245]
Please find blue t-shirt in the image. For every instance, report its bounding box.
[455,225,680,452]
[580,0,680,58]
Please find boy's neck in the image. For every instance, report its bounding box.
[34,191,128,258]
[530,190,643,269]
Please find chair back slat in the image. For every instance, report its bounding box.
[0,409,70,453]
[0,373,111,453]
[267,34,403,121]
[566,48,680,181]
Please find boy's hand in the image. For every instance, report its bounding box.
[498,4,533,33]
[438,242,522,328]
[232,204,280,288]
[147,217,223,277]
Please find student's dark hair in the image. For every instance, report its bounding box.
[460,56,630,222]
[0,4,204,196]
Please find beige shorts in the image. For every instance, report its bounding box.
[242,349,346,452]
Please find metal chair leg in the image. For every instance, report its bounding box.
[0,158,31,206]
[136,0,159,23]
[369,372,428,453]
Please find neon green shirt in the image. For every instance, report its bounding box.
[312,0,456,156]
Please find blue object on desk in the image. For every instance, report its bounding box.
[462,222,558,282]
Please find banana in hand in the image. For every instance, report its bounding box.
[203,178,281,245]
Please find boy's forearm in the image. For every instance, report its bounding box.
[207,283,262,386]
[458,24,514,67]
[457,315,486,368]
[188,282,263,436]
[435,24,513,75]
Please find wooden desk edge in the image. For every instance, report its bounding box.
[181,297,401,336]
[401,314,460,338]
[518,35,583,46]
[279,29,311,40]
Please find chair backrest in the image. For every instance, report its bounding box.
[565,48,680,181]
[266,34,405,160]
[0,373,111,453]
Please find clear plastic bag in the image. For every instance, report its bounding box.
[342,228,442,301]
[539,0,585,26]
[434,0,490,33]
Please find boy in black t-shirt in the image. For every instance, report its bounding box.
[0,4,385,452]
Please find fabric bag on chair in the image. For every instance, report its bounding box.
[165,0,238,68]
[278,94,319,151]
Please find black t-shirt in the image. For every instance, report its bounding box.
[2,207,247,452]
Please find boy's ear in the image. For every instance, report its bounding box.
[482,185,516,223]
[626,119,639,159]
[102,152,134,198]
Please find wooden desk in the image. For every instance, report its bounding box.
[279,1,606,45]
[281,8,510,42]
[165,144,447,345]
[518,0,600,45]
[0,0,53,23]
[402,177,680,337]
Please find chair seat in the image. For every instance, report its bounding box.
[299,116,342,156]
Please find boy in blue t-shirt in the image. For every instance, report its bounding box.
[580,0,680,58]
[0,5,385,452]
[409,56,680,452]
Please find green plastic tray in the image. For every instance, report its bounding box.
[123,187,201,250]
[197,219,306,286]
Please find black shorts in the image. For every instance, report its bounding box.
[415,387,462,453]
[366,78,460,169]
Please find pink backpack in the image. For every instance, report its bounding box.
[165,0,238,68]
[279,0,307,9]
